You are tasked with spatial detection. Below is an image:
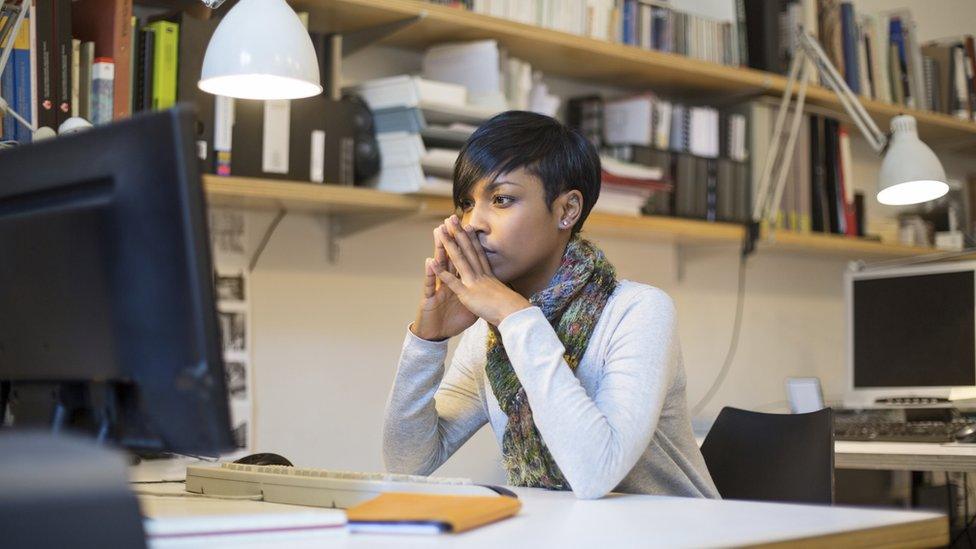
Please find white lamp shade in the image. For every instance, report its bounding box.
[199,0,323,100]
[876,115,949,206]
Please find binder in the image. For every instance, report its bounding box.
[230,95,357,185]
[346,492,521,535]
[147,20,178,110]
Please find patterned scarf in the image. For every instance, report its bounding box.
[485,234,618,489]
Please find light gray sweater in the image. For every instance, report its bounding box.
[382,280,719,500]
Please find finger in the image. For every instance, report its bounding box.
[435,267,465,295]
[431,256,457,295]
[433,225,448,271]
[423,258,435,298]
[448,216,484,276]
[437,225,474,282]
[461,223,492,273]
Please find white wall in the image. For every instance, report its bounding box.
[239,2,976,485]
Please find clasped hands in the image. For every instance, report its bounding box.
[430,214,531,327]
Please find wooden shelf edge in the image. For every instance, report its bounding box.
[200,180,937,259]
[759,229,935,258]
[413,193,928,257]
[203,175,420,214]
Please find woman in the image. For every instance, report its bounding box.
[382,111,718,500]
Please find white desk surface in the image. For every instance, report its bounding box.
[835,440,976,472]
[133,461,947,548]
[692,435,976,472]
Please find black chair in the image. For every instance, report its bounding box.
[700,406,834,504]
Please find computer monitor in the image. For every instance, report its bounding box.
[845,261,976,407]
[0,106,234,455]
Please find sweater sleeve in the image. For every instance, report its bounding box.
[496,288,676,499]
[382,322,489,476]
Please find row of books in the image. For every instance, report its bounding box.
[0,0,135,141]
[611,147,751,223]
[563,95,870,232]
[742,0,976,121]
[566,93,750,223]
[567,94,748,162]
[0,0,203,143]
[427,0,742,68]
[349,71,677,217]
[724,100,865,236]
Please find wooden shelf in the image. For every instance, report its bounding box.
[203,175,418,215]
[202,177,935,259]
[293,0,976,152]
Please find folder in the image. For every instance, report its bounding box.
[345,492,521,534]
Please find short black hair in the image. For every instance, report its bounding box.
[453,110,601,235]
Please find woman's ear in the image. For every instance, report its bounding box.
[558,190,584,229]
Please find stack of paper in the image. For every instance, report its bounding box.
[595,156,671,216]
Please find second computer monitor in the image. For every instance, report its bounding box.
[845,260,976,407]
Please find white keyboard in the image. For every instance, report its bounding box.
[185,462,511,509]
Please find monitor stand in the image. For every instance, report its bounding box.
[844,387,976,408]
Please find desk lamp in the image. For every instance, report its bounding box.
[197,0,323,100]
[751,29,949,244]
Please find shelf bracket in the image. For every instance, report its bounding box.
[325,211,414,264]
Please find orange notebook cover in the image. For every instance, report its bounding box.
[346,492,521,534]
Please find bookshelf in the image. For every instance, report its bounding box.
[290,0,976,152]
[203,176,936,260]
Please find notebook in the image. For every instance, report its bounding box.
[345,492,521,534]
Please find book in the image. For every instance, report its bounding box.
[1,37,14,141]
[231,95,358,185]
[90,57,113,125]
[70,38,79,117]
[743,0,780,73]
[818,0,845,80]
[53,0,71,124]
[135,27,153,112]
[345,492,520,534]
[921,43,954,114]
[420,147,459,178]
[127,15,135,117]
[33,0,57,131]
[11,13,31,143]
[71,0,132,120]
[837,126,857,236]
[350,74,468,111]
[840,2,860,94]
[376,131,426,167]
[78,40,94,119]
[603,94,654,146]
[147,20,178,111]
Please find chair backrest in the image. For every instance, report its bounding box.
[700,406,834,504]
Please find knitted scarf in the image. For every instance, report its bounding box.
[485,234,618,490]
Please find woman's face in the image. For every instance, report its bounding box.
[457,167,576,291]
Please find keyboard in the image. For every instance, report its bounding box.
[185,462,512,509]
[833,407,976,443]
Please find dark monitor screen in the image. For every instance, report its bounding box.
[0,106,233,455]
[853,270,976,388]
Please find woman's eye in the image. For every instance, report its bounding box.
[493,196,514,205]
[459,200,473,211]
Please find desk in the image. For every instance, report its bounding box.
[836,441,976,472]
[135,477,948,548]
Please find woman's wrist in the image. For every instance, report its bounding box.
[409,321,447,342]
